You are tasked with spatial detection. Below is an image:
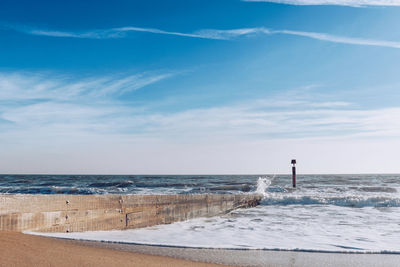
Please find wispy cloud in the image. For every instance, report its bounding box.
[0,71,174,101]
[16,26,263,40]
[28,27,206,40]
[275,29,400,48]
[0,70,175,136]
[139,103,400,139]
[9,25,400,49]
[1,71,400,143]
[243,0,400,7]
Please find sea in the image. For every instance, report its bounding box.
[2,174,400,253]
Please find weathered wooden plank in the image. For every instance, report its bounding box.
[0,194,261,232]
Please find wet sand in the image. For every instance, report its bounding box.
[0,231,227,267]
[67,239,400,267]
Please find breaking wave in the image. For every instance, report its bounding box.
[261,195,400,208]
[255,176,272,196]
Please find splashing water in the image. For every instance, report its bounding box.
[255,176,272,196]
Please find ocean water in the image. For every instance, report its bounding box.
[7,174,400,253]
[0,174,259,195]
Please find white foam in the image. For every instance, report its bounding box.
[255,176,272,196]
[31,204,400,253]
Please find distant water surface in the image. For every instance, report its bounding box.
[19,174,400,253]
[0,174,260,195]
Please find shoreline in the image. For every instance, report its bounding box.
[28,232,400,254]
[65,238,400,267]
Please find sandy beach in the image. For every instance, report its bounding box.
[0,231,227,267]
[2,231,400,267]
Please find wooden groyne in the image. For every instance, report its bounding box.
[0,194,261,233]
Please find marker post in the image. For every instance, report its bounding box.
[291,159,296,188]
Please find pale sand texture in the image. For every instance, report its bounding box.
[69,239,400,267]
[0,232,228,267]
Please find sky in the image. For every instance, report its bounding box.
[1,0,400,174]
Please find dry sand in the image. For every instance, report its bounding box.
[0,231,228,267]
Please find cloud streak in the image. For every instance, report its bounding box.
[21,26,263,40]
[10,25,400,49]
[276,29,400,48]
[1,71,400,142]
[0,71,174,101]
[243,0,400,7]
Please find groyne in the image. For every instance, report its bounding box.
[0,194,261,232]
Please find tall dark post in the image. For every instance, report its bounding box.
[291,159,296,188]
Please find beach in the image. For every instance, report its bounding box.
[2,232,400,267]
[2,175,400,266]
[0,231,226,267]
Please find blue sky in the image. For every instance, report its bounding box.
[1,0,400,174]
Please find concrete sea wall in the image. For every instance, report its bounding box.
[0,194,261,233]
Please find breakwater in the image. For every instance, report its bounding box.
[0,194,261,232]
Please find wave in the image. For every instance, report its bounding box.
[2,174,400,197]
[0,186,108,195]
[260,195,400,207]
[252,175,400,207]
[88,181,134,188]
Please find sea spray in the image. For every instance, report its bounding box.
[255,176,272,196]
